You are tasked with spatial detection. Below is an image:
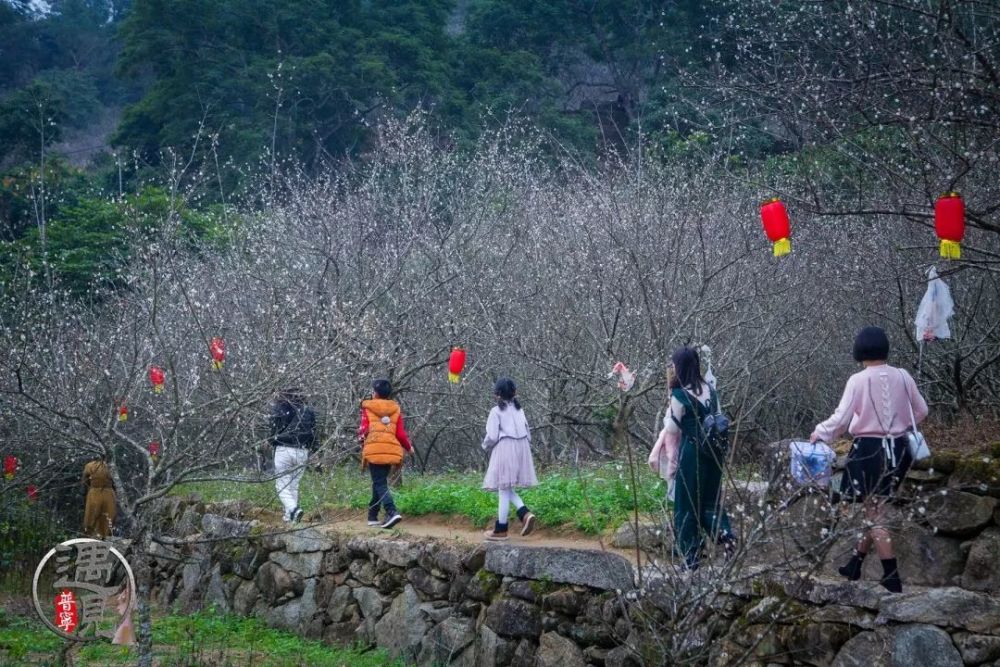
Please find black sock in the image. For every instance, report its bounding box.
[880,558,902,593]
[838,550,867,581]
[516,506,530,521]
[494,521,508,533]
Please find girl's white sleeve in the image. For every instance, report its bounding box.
[481,408,500,450]
[664,396,684,435]
[812,376,857,442]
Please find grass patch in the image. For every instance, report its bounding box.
[1,608,400,666]
[0,611,63,664]
[174,463,667,534]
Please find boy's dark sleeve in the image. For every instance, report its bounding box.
[302,407,317,448]
[266,402,282,442]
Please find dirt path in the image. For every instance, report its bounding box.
[303,510,648,565]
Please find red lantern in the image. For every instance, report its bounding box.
[148,441,160,462]
[54,589,79,634]
[760,198,792,257]
[27,484,38,501]
[3,455,18,482]
[935,192,965,259]
[4,455,17,481]
[118,405,128,422]
[448,347,466,383]
[210,337,226,370]
[148,366,165,394]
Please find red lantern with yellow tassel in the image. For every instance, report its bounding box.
[27,484,38,502]
[149,366,165,394]
[4,455,17,480]
[118,404,128,422]
[448,347,466,383]
[148,441,160,463]
[935,192,965,260]
[760,198,792,257]
[210,337,226,370]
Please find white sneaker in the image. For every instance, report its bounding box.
[381,513,402,529]
[366,520,380,527]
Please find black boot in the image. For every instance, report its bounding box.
[880,558,902,593]
[516,506,537,536]
[484,521,509,541]
[838,550,867,581]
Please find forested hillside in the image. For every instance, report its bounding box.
[1,0,998,447]
[1,0,727,289]
[3,0,715,168]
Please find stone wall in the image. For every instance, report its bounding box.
[150,498,1000,666]
[613,446,1000,593]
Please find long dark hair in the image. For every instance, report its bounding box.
[669,347,704,393]
[494,377,521,411]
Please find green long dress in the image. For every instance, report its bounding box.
[671,386,734,568]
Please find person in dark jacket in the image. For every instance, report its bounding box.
[270,388,316,523]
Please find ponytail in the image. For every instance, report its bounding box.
[494,377,521,411]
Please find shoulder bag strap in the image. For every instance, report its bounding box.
[899,370,919,432]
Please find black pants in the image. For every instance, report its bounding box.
[368,464,397,520]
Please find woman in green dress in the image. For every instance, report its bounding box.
[663,346,736,570]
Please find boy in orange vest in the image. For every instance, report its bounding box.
[358,379,413,529]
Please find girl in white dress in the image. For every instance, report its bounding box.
[482,378,539,541]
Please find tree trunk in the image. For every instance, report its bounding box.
[611,401,634,457]
[134,529,155,667]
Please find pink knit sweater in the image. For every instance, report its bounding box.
[812,364,929,442]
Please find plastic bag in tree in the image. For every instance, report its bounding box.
[914,267,954,342]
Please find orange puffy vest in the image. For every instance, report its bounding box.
[362,399,403,466]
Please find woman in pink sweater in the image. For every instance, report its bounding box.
[810,326,928,592]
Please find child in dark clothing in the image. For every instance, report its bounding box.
[358,379,413,529]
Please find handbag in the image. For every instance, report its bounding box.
[789,440,835,487]
[902,374,931,460]
[701,389,731,456]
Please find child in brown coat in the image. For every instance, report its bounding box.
[83,456,116,538]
